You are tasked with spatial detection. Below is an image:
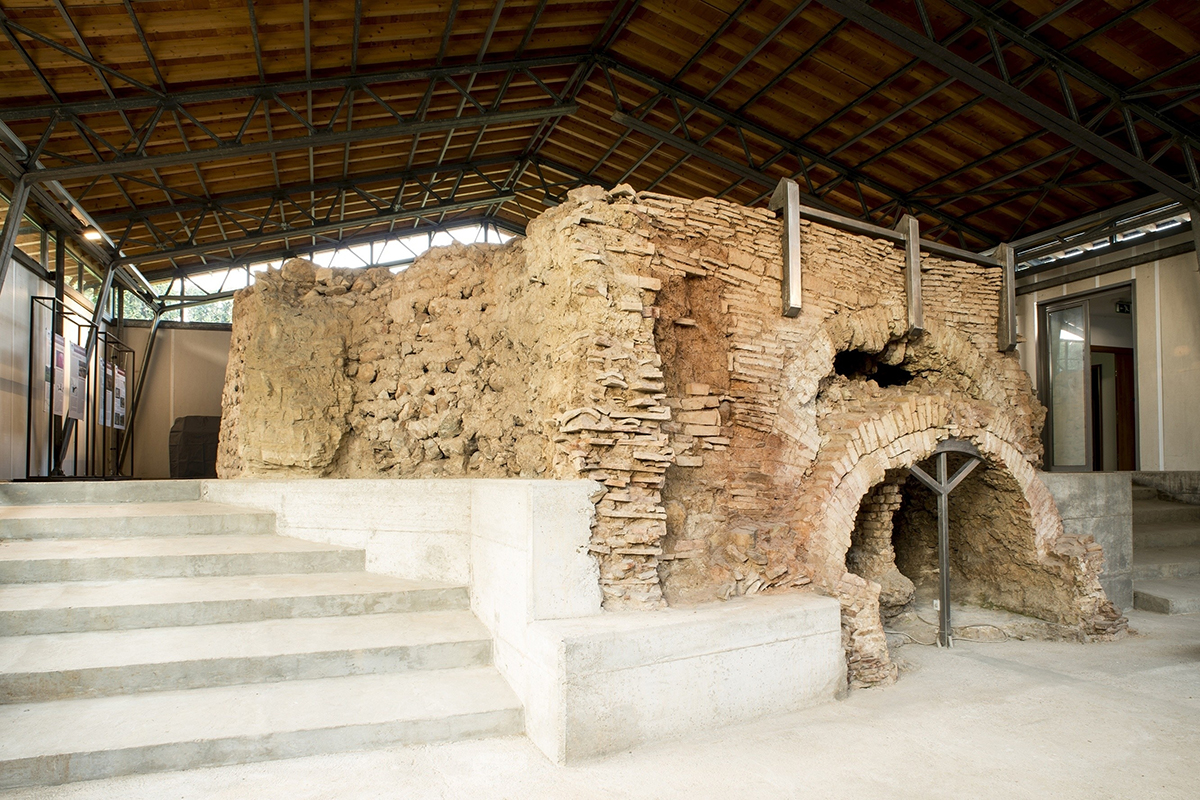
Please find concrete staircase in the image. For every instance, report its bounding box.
[0,481,521,789]
[1131,484,1200,615]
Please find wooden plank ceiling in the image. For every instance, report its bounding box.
[1,0,1198,278]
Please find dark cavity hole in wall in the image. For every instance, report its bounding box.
[832,349,913,388]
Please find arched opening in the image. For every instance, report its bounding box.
[845,469,915,620]
[845,451,1056,627]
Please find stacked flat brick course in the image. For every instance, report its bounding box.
[220,184,1126,687]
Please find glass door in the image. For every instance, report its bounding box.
[1040,300,1092,471]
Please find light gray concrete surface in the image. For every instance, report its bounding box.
[0,667,523,790]
[0,481,201,506]
[1131,471,1200,504]
[1041,472,1133,610]
[0,534,365,582]
[1134,576,1200,614]
[0,610,492,702]
[0,573,468,635]
[200,479,477,585]
[1133,545,1200,581]
[0,501,275,539]
[524,593,843,764]
[4,609,1194,800]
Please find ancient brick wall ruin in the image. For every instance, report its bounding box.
[219,184,1126,687]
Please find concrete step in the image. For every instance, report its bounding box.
[0,480,201,506]
[1132,576,1200,614]
[0,610,492,703]
[1131,485,1159,501]
[0,502,275,540]
[1131,546,1200,581]
[0,573,468,635]
[1131,519,1200,549]
[0,535,364,583]
[0,667,523,789]
[1132,498,1200,526]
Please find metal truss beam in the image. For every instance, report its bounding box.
[942,0,1199,162]
[0,178,32,292]
[136,212,527,285]
[820,0,1200,206]
[93,155,522,225]
[117,194,516,268]
[96,151,578,274]
[602,59,999,243]
[0,55,583,122]
[24,103,577,185]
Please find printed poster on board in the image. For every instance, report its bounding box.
[50,333,66,416]
[98,362,129,430]
[100,361,112,428]
[113,367,127,430]
[68,342,87,421]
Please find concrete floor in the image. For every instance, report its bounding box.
[3,609,1197,800]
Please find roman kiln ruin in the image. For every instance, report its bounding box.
[218,184,1127,687]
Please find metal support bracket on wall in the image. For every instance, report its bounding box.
[907,438,983,648]
[769,178,802,318]
[894,213,924,334]
[995,243,1017,352]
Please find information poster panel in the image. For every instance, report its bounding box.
[98,363,129,430]
[68,342,87,421]
[51,334,66,416]
[114,367,127,430]
[100,361,112,428]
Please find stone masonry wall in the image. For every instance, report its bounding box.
[220,184,1127,687]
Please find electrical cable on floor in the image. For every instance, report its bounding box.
[911,613,1011,643]
[884,628,937,646]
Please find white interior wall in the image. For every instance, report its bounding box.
[0,262,98,480]
[0,262,48,480]
[122,326,231,479]
[1017,233,1200,470]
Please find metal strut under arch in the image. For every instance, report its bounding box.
[907,438,984,648]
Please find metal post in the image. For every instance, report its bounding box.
[769,178,802,317]
[895,213,924,333]
[936,451,951,647]
[908,439,983,648]
[51,239,65,476]
[1190,204,1200,272]
[0,178,32,296]
[995,242,1017,352]
[117,310,161,473]
[24,296,35,480]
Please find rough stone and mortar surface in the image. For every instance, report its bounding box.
[219,185,1126,687]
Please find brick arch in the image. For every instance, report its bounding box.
[796,400,1122,687]
[802,403,1059,586]
[782,311,1116,687]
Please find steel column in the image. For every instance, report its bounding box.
[908,440,983,648]
[117,310,162,473]
[0,178,31,295]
